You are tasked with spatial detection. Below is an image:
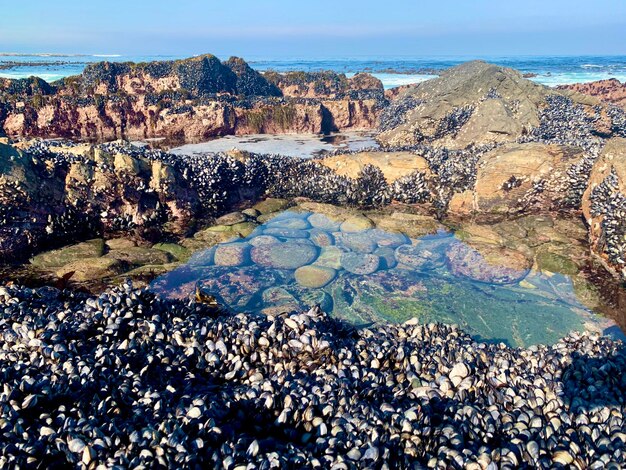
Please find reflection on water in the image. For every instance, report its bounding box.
[169,132,379,158]
[151,211,619,347]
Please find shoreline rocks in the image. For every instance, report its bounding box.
[377,61,624,149]
[559,78,626,110]
[0,55,385,141]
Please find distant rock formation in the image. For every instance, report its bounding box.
[559,79,626,110]
[0,54,385,141]
[377,61,623,149]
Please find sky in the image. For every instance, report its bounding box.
[1,0,626,57]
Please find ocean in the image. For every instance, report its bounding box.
[1,53,626,89]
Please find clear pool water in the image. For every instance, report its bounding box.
[151,211,616,347]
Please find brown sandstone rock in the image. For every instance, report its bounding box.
[319,151,430,182]
[0,56,385,140]
[449,143,585,215]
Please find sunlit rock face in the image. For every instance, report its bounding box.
[377,61,624,149]
[0,55,385,140]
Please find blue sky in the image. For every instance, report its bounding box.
[2,0,626,57]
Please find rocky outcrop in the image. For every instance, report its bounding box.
[582,138,626,277]
[559,79,626,110]
[449,143,585,215]
[264,71,383,99]
[318,151,431,182]
[0,55,385,140]
[0,140,206,260]
[377,61,624,149]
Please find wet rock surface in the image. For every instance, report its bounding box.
[445,242,530,284]
[0,283,625,468]
[251,241,318,270]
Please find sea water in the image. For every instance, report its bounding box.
[2,53,626,89]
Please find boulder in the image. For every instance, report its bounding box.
[319,151,431,182]
[536,250,579,275]
[377,60,619,149]
[105,247,173,266]
[1,55,383,141]
[369,212,444,238]
[449,143,585,215]
[152,243,191,262]
[215,211,248,226]
[340,216,375,232]
[106,238,138,250]
[252,198,293,215]
[559,79,626,109]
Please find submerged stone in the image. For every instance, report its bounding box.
[341,253,381,275]
[213,243,251,267]
[249,235,280,247]
[295,265,337,288]
[251,242,318,270]
[334,232,378,253]
[314,246,346,270]
[308,229,335,247]
[340,216,375,233]
[446,242,530,284]
[395,243,445,271]
[368,229,410,248]
[375,246,398,269]
[308,213,342,231]
[199,266,286,310]
[263,227,310,238]
[267,217,311,230]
